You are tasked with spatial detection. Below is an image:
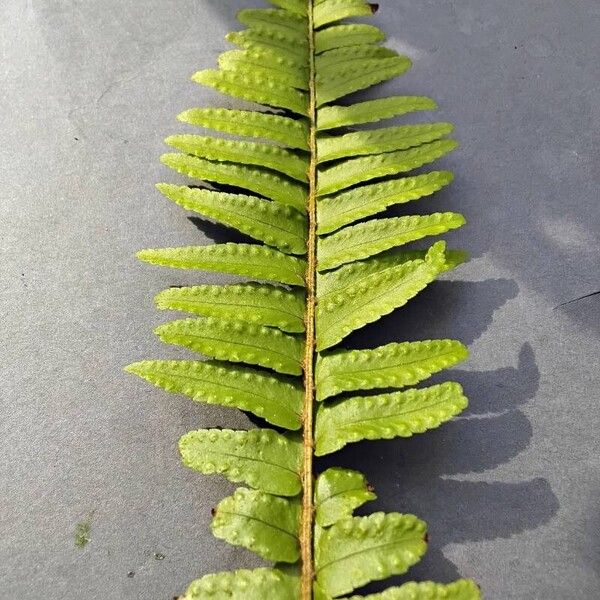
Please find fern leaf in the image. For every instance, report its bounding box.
[317,123,453,163]
[313,0,375,28]
[316,339,469,400]
[348,580,481,600]
[179,428,302,496]
[165,135,309,182]
[157,184,307,255]
[212,487,300,563]
[124,360,302,430]
[137,244,307,286]
[316,243,447,350]
[315,382,468,455]
[317,252,415,298]
[317,171,454,234]
[192,69,309,115]
[317,242,463,298]
[315,24,385,53]
[315,467,376,527]
[238,8,308,36]
[218,49,309,90]
[155,284,306,333]
[161,153,307,212]
[315,513,427,597]
[182,568,299,600]
[316,56,411,105]
[178,108,310,150]
[232,16,300,46]
[227,29,308,64]
[316,53,410,86]
[236,18,308,48]
[318,212,465,270]
[316,45,398,73]
[317,95,437,130]
[317,139,458,196]
[154,316,304,375]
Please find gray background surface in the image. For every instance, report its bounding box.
[1,1,599,598]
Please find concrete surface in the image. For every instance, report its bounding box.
[1,1,599,598]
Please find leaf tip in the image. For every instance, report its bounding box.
[164,134,178,148]
[153,288,171,308]
[123,364,135,375]
[176,109,190,123]
[136,248,153,263]
[159,152,175,166]
[152,322,168,338]
[123,361,144,376]
[191,70,212,86]
[156,182,176,195]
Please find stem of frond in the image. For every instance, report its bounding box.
[301,1,318,598]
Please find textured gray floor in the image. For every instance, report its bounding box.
[1,1,599,599]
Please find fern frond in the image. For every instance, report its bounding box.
[315,467,376,527]
[317,171,454,234]
[137,244,307,286]
[178,108,310,150]
[348,580,481,600]
[156,184,307,255]
[316,339,469,400]
[317,96,437,130]
[155,316,304,375]
[315,382,468,455]
[179,428,302,496]
[318,212,465,270]
[155,284,306,333]
[315,513,427,597]
[315,23,385,53]
[182,568,299,600]
[125,360,302,430]
[161,153,307,211]
[317,123,453,163]
[165,135,309,182]
[132,2,477,596]
[317,139,458,195]
[212,487,300,562]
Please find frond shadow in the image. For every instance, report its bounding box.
[187,215,257,245]
[347,278,519,348]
